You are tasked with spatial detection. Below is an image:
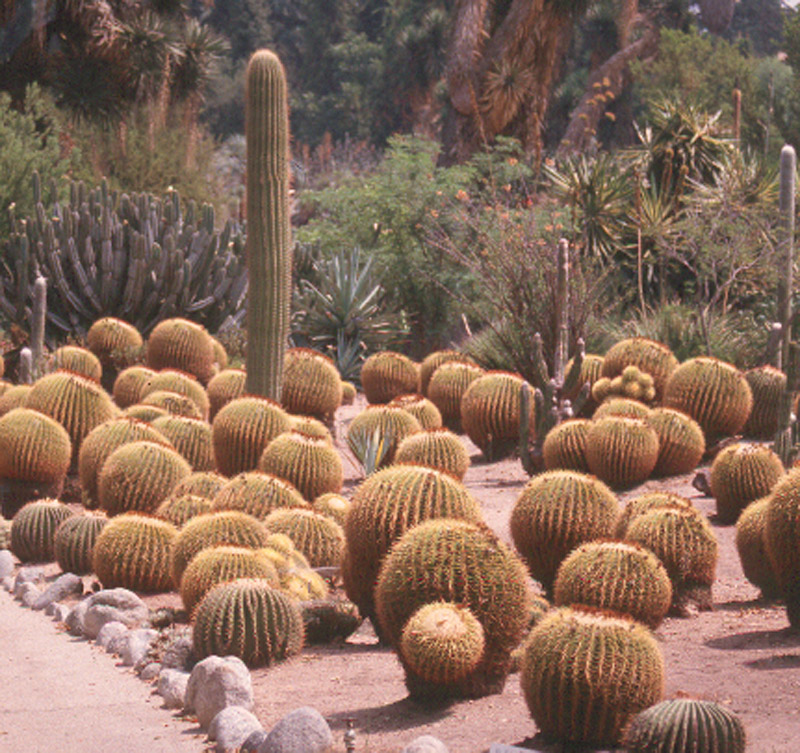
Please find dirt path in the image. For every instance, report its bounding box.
[0,590,203,753]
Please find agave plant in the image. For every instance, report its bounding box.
[292,246,408,381]
[544,153,632,261]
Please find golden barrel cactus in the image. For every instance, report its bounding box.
[361,351,419,404]
[510,470,618,593]
[710,443,784,524]
[663,357,752,441]
[520,607,664,746]
[146,317,216,384]
[211,396,292,477]
[585,416,659,490]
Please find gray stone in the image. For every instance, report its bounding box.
[32,572,82,610]
[259,706,333,753]
[184,655,254,730]
[242,730,269,752]
[82,588,149,639]
[402,735,450,753]
[120,628,158,666]
[14,566,43,588]
[138,662,162,682]
[65,599,89,636]
[0,550,14,578]
[208,706,263,752]
[96,621,129,650]
[16,581,41,606]
[161,632,194,670]
[158,668,190,710]
[1,575,13,592]
[488,746,540,753]
[50,603,72,623]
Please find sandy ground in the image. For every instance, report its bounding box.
[1,393,799,753]
[0,589,204,753]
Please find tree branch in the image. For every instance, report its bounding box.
[557,24,659,157]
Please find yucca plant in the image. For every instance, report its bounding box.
[292,246,408,382]
[544,153,632,261]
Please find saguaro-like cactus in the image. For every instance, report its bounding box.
[245,50,292,401]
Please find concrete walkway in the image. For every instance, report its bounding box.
[0,590,203,753]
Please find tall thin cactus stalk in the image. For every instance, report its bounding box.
[31,275,46,379]
[775,144,798,467]
[244,50,292,401]
[778,144,795,371]
[519,239,588,475]
[553,238,569,385]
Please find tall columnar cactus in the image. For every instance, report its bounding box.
[624,697,746,753]
[245,50,292,402]
[31,275,46,380]
[520,607,664,747]
[778,144,795,371]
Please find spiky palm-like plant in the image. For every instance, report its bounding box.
[292,246,408,382]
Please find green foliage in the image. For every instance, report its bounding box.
[544,153,632,260]
[631,28,791,158]
[0,85,82,240]
[297,136,475,354]
[69,106,227,210]
[588,303,770,369]
[292,246,409,381]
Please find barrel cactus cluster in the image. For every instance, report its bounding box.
[0,127,789,752]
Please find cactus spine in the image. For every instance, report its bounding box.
[245,50,292,401]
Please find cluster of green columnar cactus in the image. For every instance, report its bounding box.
[1,175,246,340]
